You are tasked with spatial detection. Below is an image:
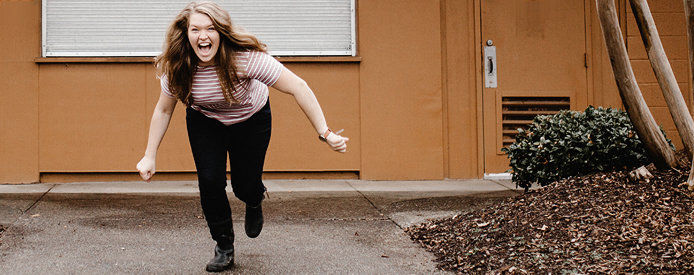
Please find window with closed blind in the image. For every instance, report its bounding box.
[42,0,356,57]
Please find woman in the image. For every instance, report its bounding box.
[136,1,349,272]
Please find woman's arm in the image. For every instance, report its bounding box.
[271,67,349,152]
[136,93,178,181]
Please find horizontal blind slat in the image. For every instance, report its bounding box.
[44,0,354,57]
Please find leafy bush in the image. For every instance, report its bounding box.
[502,106,672,190]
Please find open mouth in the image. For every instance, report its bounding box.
[198,42,212,55]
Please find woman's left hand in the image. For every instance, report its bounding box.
[325,132,349,153]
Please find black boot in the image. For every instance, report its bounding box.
[205,235,234,272]
[245,203,263,238]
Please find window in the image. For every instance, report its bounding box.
[42,0,356,57]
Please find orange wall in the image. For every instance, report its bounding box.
[443,0,480,178]
[358,0,445,180]
[5,0,691,183]
[589,0,624,109]
[36,62,361,173]
[266,63,361,171]
[39,63,148,172]
[2,0,443,183]
[626,0,691,150]
[589,0,692,152]
[0,1,40,183]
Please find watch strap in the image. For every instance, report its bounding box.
[318,128,332,142]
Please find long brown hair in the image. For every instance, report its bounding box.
[155,1,267,106]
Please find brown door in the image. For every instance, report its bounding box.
[482,0,589,174]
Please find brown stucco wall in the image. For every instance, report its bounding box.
[36,67,361,174]
[626,0,691,150]
[36,62,361,173]
[0,1,40,183]
[4,0,691,183]
[589,0,693,151]
[3,0,443,183]
[443,0,480,178]
[589,0,623,109]
[358,0,445,180]
[39,63,148,172]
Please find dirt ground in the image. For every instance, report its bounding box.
[406,159,694,274]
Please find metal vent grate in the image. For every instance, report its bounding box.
[501,96,571,147]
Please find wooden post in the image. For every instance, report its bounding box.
[683,0,694,189]
[630,0,694,156]
[595,0,677,168]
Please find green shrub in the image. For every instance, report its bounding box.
[501,106,672,190]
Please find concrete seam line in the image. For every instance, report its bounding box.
[1,184,56,239]
[489,179,523,194]
[345,181,405,230]
[22,184,55,214]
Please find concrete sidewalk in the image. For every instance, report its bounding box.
[0,179,519,274]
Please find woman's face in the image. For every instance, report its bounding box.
[188,12,220,66]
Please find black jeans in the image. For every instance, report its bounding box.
[186,101,271,241]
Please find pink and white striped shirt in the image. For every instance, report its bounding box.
[161,50,284,125]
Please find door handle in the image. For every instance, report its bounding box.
[484,42,497,88]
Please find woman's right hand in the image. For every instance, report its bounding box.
[136,156,156,182]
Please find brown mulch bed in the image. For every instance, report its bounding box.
[406,162,694,274]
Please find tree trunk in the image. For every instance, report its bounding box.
[595,0,677,168]
[683,0,694,189]
[630,0,694,156]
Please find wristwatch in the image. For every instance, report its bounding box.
[318,129,332,142]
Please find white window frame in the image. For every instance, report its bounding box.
[41,0,357,57]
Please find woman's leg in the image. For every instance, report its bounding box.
[228,102,271,237]
[227,102,271,206]
[187,108,236,271]
[186,108,234,244]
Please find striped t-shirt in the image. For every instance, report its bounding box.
[161,50,284,125]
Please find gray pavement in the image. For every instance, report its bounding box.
[0,179,520,274]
